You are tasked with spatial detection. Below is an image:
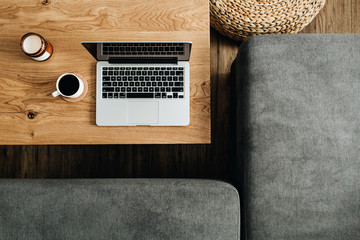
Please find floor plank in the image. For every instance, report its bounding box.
[0,0,358,179]
[301,0,351,33]
[352,0,360,33]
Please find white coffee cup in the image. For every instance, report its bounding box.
[52,73,84,98]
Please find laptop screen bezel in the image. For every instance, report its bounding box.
[81,42,192,62]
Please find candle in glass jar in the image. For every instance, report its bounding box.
[20,33,53,61]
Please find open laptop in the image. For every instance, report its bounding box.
[82,42,192,126]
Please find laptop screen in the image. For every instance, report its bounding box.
[82,42,192,61]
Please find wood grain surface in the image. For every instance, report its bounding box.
[0,0,358,179]
[0,0,210,144]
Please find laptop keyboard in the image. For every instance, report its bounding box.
[102,43,185,56]
[101,66,185,99]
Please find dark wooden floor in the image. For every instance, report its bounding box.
[1,0,358,179]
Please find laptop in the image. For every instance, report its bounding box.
[82,42,192,126]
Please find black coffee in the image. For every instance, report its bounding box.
[58,74,79,96]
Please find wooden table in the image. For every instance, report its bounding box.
[0,0,210,144]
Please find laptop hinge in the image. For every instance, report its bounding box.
[109,57,178,64]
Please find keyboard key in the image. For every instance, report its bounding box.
[172,87,183,92]
[108,93,113,98]
[120,93,126,98]
[175,82,183,86]
[167,95,172,98]
[127,93,154,98]
[162,93,166,98]
[102,93,107,98]
[112,82,117,86]
[179,95,184,98]
[103,87,114,92]
[155,93,161,98]
[149,87,154,92]
[166,87,171,92]
[160,87,165,92]
[115,87,120,92]
[132,87,137,92]
[103,77,110,81]
[103,82,112,87]
[114,93,119,98]
[173,93,178,98]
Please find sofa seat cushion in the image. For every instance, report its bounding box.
[0,179,240,240]
[234,34,360,239]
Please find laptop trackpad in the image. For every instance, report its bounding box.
[128,101,159,124]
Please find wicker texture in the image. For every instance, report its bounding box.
[210,0,326,40]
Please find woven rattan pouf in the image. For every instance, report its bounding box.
[210,0,326,41]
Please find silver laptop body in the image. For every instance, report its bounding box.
[82,42,191,126]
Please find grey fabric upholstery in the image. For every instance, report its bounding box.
[233,34,360,240]
[0,179,240,240]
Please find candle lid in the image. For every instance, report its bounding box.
[21,34,42,54]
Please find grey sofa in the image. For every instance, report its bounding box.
[1,34,360,240]
[0,179,240,240]
[233,34,360,239]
